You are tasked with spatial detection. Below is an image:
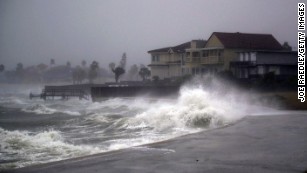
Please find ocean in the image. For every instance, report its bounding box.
[0,82,278,170]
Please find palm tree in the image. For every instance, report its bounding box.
[109,62,125,83]
[16,63,24,81]
[50,59,55,66]
[82,60,87,68]
[0,64,5,72]
[113,67,125,83]
[88,61,99,83]
[139,67,151,81]
[66,61,71,68]
[73,66,86,84]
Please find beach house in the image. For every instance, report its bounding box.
[148,41,205,80]
[148,32,296,80]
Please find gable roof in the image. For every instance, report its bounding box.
[209,32,283,50]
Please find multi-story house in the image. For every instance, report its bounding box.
[148,32,293,80]
[148,41,204,80]
[186,32,283,74]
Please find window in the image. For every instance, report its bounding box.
[240,53,244,61]
[156,55,160,62]
[152,55,155,62]
[192,52,200,57]
[212,50,217,56]
[251,52,256,61]
[218,50,223,57]
[245,53,249,61]
[202,51,208,57]
[258,66,265,75]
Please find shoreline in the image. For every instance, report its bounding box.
[5,112,307,173]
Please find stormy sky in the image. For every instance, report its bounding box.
[0,0,305,70]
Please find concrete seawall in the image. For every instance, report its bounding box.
[91,85,180,101]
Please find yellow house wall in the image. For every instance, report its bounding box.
[169,65,181,77]
[205,35,224,48]
[150,66,168,79]
[205,34,238,71]
[151,52,182,64]
[150,52,183,79]
[223,49,239,70]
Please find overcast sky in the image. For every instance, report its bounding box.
[0,0,305,70]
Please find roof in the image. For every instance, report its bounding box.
[172,42,191,53]
[148,46,171,53]
[209,32,283,50]
[148,40,204,53]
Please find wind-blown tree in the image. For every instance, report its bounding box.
[50,59,55,66]
[16,63,24,81]
[88,61,99,83]
[113,67,125,83]
[109,62,125,83]
[72,66,86,84]
[139,67,151,81]
[16,63,23,73]
[66,61,71,68]
[82,60,87,68]
[0,64,5,72]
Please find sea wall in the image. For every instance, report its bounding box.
[91,85,180,101]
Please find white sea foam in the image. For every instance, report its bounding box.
[22,104,81,116]
[123,86,249,134]
[0,79,273,169]
[0,128,102,169]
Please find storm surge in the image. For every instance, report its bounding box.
[0,81,257,169]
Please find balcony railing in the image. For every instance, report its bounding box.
[229,61,256,67]
[185,57,201,63]
[201,56,224,64]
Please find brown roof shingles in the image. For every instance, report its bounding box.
[212,32,283,50]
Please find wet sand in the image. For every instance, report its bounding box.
[5,112,307,173]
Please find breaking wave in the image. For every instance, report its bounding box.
[0,128,101,169]
[0,79,259,169]
[22,104,81,116]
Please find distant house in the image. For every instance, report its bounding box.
[148,41,194,80]
[230,51,297,79]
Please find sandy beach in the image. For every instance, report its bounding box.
[4,112,307,173]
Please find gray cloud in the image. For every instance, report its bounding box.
[0,0,305,69]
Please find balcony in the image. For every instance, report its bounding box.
[201,56,224,65]
[185,57,201,63]
[229,61,256,67]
